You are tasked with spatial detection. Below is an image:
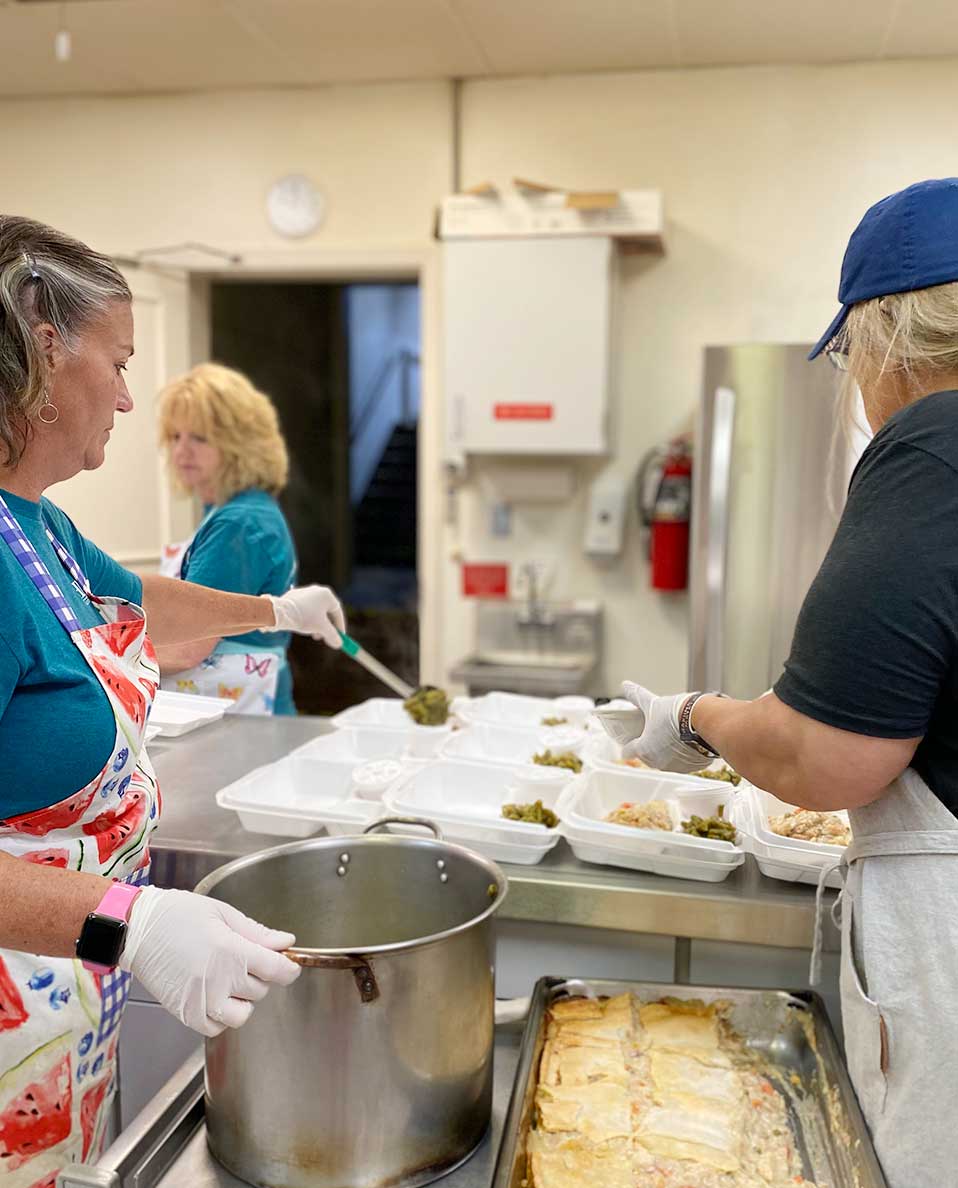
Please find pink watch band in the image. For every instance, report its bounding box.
[95,882,141,922]
[81,882,142,974]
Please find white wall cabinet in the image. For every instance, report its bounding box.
[443,237,612,459]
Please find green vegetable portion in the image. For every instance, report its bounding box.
[691,764,741,786]
[532,749,583,773]
[403,685,451,726]
[680,804,737,842]
[501,800,560,827]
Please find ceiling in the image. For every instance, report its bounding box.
[0,0,952,98]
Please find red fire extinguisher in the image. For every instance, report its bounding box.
[638,439,692,591]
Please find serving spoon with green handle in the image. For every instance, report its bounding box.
[338,631,414,700]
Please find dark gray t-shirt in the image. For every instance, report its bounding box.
[775,389,958,816]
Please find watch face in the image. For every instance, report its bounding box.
[76,913,127,968]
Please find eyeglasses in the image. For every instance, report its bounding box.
[826,332,850,371]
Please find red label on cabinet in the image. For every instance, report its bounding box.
[461,563,509,599]
[493,403,554,421]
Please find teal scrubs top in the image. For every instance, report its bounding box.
[0,489,143,817]
[180,489,297,715]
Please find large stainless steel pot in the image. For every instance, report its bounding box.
[194,819,507,1188]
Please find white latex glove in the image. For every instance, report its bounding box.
[120,886,302,1038]
[619,681,711,774]
[268,585,346,649]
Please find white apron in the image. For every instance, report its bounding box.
[0,495,160,1183]
[158,530,285,716]
[813,767,958,1188]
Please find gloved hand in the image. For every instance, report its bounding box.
[619,681,711,773]
[268,585,346,649]
[120,886,302,1038]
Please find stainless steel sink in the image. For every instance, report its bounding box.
[450,601,602,696]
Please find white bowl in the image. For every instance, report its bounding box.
[350,758,405,802]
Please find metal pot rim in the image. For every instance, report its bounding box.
[194,833,509,958]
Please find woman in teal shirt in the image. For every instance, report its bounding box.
[156,363,308,714]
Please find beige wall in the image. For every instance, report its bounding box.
[448,58,958,694]
[0,82,451,253]
[6,60,958,693]
[0,81,453,661]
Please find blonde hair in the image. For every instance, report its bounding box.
[0,215,130,467]
[839,281,958,429]
[157,363,289,502]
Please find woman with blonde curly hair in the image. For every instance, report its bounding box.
[156,363,336,714]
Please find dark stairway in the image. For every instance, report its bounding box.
[353,424,417,568]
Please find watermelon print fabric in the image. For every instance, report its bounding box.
[0,496,160,1182]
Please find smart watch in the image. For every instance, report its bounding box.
[75,882,142,974]
[678,692,726,760]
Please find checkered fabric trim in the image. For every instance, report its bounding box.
[0,492,91,632]
[96,864,151,1049]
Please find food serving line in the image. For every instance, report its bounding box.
[144,712,840,969]
[61,696,861,1188]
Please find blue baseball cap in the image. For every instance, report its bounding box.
[809,177,958,359]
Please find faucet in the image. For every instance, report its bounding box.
[517,562,555,629]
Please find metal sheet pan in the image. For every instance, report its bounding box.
[492,976,888,1188]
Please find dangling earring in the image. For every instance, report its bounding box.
[38,388,59,425]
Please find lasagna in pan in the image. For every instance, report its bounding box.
[527,994,817,1188]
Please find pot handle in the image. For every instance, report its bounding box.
[363,816,445,841]
[282,952,380,1004]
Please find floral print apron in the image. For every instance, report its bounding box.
[158,531,285,716]
[0,494,160,1184]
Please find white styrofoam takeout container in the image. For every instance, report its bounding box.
[454,691,594,731]
[558,768,743,864]
[149,690,234,738]
[216,754,384,837]
[329,699,454,757]
[384,759,567,864]
[439,721,586,768]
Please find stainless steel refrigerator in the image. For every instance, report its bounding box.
[689,344,857,699]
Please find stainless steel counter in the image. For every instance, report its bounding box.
[149,715,835,953]
[61,1026,527,1188]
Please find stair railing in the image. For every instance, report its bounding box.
[350,347,420,506]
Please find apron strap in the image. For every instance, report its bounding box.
[0,492,91,633]
[847,829,958,862]
[810,855,846,986]
[810,827,958,984]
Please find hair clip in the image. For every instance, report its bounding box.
[29,269,40,280]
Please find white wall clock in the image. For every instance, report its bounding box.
[266,174,325,239]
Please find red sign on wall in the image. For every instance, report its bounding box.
[461,563,509,599]
[493,403,554,421]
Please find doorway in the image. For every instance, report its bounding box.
[210,279,420,714]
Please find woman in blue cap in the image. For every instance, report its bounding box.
[619,177,958,1187]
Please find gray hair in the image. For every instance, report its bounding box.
[0,215,131,467]
[839,281,958,430]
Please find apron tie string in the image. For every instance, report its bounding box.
[810,856,846,985]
